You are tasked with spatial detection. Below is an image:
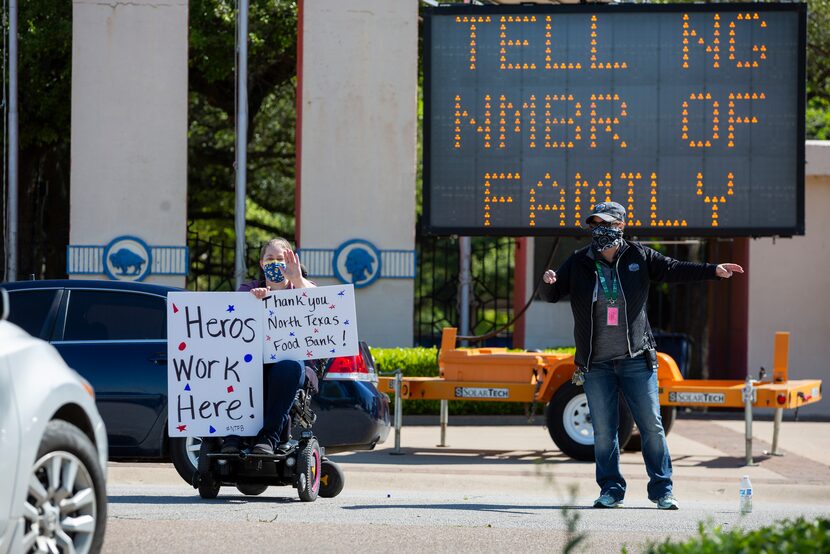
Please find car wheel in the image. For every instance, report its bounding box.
[296,439,321,502]
[545,382,634,461]
[22,420,107,554]
[318,459,345,498]
[170,436,201,485]
[197,439,221,500]
[624,407,677,452]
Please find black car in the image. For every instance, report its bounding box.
[3,279,391,483]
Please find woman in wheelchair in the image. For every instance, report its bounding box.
[222,237,316,456]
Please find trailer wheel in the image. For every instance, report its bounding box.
[545,382,635,461]
[623,407,677,452]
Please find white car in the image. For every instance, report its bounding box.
[0,288,108,554]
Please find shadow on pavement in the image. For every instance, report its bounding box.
[692,454,772,468]
[108,494,302,505]
[330,447,582,466]
[341,503,658,513]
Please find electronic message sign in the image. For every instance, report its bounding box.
[424,4,806,236]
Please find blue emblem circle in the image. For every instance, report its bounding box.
[332,239,382,289]
[103,235,153,282]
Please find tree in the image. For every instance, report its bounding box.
[187,0,298,245]
[0,0,300,281]
[1,0,72,281]
[806,0,830,138]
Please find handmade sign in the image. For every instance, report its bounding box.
[167,292,263,437]
[262,284,358,362]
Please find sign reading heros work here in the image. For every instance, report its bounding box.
[167,292,263,437]
[262,285,359,362]
[424,4,806,236]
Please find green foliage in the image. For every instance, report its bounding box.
[807,100,830,140]
[415,237,517,342]
[371,346,440,378]
[7,0,73,278]
[370,346,573,415]
[632,517,830,554]
[188,0,298,245]
[561,484,586,554]
[807,0,830,139]
[18,0,72,150]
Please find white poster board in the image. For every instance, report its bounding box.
[167,292,263,437]
[263,284,359,362]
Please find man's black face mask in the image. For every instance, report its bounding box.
[591,225,623,252]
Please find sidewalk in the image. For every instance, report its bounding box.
[322,415,830,506]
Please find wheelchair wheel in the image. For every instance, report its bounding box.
[319,459,345,498]
[197,438,221,500]
[296,438,321,502]
[237,483,268,496]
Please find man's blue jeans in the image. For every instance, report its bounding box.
[582,354,673,501]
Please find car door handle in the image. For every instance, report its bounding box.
[149,353,167,365]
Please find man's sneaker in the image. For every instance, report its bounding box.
[593,494,624,508]
[220,435,242,454]
[652,494,679,510]
[251,434,276,455]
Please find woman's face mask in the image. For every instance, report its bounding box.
[263,261,287,283]
[591,225,624,252]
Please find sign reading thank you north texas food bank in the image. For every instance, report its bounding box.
[262,285,359,363]
[424,4,805,236]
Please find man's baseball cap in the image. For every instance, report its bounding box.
[585,201,626,224]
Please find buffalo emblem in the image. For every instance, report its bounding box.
[109,248,146,275]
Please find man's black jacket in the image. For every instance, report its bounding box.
[543,240,720,369]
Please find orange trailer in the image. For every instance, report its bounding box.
[378,328,823,462]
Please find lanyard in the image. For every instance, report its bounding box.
[595,261,618,304]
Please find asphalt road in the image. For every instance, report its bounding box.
[103,418,830,553]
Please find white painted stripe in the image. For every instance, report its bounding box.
[300,248,415,279]
[67,246,104,274]
[67,245,188,275]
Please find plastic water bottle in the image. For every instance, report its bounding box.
[739,475,753,514]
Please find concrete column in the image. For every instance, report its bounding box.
[70,0,188,287]
[298,0,417,347]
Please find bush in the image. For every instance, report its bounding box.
[370,346,574,416]
[633,517,830,554]
[370,347,440,378]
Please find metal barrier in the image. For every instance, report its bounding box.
[379,369,404,455]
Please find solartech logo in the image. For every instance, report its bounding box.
[454,387,510,399]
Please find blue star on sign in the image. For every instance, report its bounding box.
[270,354,276,360]
[330,349,336,354]
[338,290,345,296]
[290,332,295,337]
[344,320,350,325]
[227,305,235,313]
[269,310,274,316]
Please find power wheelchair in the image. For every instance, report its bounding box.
[192,358,344,502]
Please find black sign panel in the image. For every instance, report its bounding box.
[424,4,806,236]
